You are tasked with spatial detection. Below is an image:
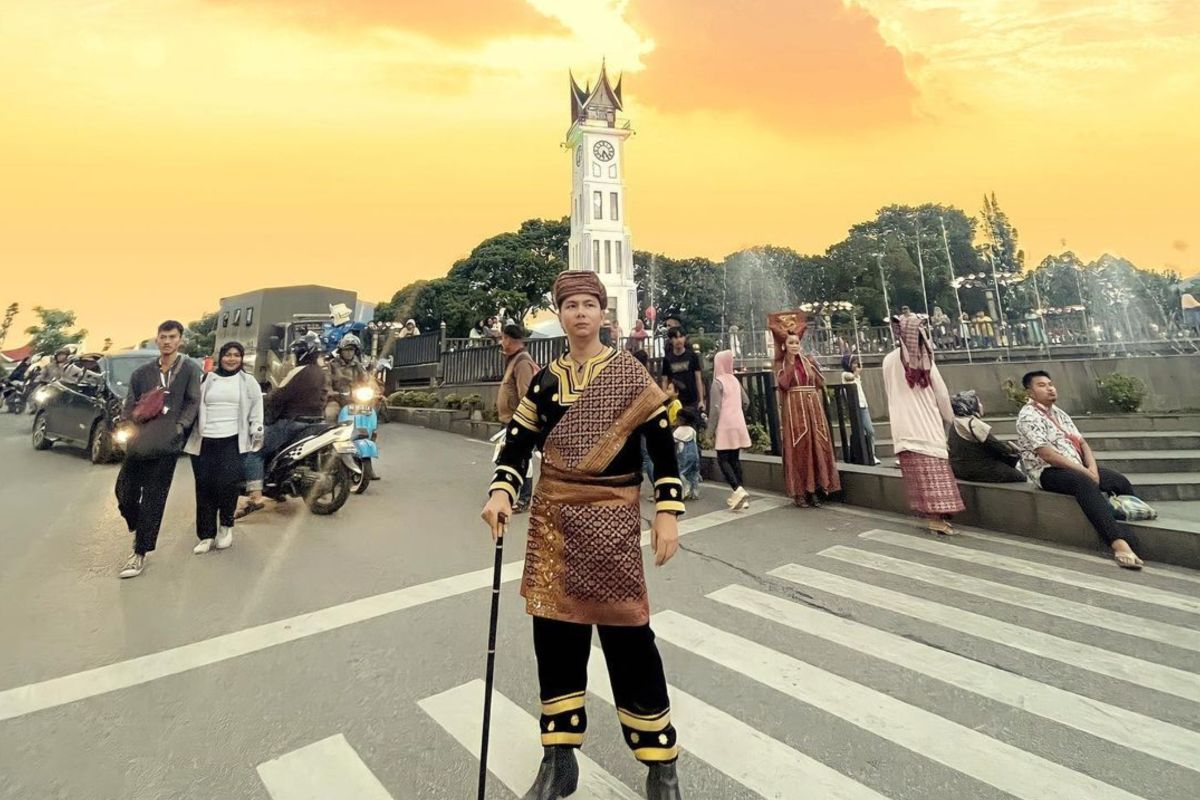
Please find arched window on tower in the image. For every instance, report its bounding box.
[610,192,619,221]
[593,240,601,271]
[593,191,603,220]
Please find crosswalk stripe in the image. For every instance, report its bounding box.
[710,584,1200,774]
[820,545,1200,653]
[640,495,790,546]
[256,734,396,800]
[418,681,640,800]
[958,530,1200,587]
[770,563,1200,703]
[652,611,1146,800]
[860,529,1200,615]
[585,647,889,799]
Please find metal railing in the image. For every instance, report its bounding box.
[734,370,782,456]
[443,345,505,385]
[392,331,442,367]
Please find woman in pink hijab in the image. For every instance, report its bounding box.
[709,349,753,509]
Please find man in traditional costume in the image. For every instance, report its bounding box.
[481,271,685,800]
[881,309,964,534]
[768,311,840,507]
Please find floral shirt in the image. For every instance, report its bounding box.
[1015,401,1083,486]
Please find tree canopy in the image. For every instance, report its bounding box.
[182,312,218,358]
[24,307,87,355]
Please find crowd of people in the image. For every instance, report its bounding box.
[112,321,378,579]
[880,307,1149,568]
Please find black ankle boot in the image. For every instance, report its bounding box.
[522,746,579,800]
[645,761,682,800]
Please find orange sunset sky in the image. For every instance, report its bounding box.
[2,0,1198,349]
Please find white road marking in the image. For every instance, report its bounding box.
[771,563,1200,703]
[958,528,1200,586]
[256,734,396,800]
[821,545,1200,652]
[860,529,1200,615]
[586,647,888,799]
[418,681,639,800]
[711,584,1200,774]
[0,503,752,723]
[653,611,1147,800]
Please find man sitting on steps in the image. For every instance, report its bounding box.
[1015,370,1145,570]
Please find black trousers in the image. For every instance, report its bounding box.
[716,449,744,490]
[115,455,178,555]
[192,436,242,540]
[1040,466,1137,548]
[532,616,677,763]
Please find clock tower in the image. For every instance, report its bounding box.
[566,63,636,335]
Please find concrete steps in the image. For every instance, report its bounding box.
[870,414,1200,440]
[1093,450,1200,475]
[850,432,1200,460]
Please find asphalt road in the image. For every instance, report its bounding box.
[0,411,1197,800]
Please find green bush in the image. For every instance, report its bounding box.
[442,393,463,410]
[746,422,773,454]
[1097,373,1147,413]
[1001,378,1028,410]
[460,393,485,412]
[387,390,438,408]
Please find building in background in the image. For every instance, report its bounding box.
[566,63,637,334]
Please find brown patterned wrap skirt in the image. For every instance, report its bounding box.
[779,385,841,497]
[521,462,648,627]
[897,451,965,516]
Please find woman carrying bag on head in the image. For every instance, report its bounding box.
[185,341,264,554]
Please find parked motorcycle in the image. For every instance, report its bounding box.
[336,384,379,494]
[1,376,27,414]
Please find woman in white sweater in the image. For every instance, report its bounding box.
[882,311,964,535]
[185,341,264,553]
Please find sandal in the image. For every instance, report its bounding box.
[793,495,811,508]
[234,500,266,520]
[1113,551,1144,570]
[926,519,957,536]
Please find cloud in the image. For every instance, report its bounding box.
[206,0,566,45]
[625,0,917,131]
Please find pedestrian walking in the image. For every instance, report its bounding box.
[115,320,202,578]
[673,407,702,500]
[185,341,263,554]
[769,312,840,507]
[481,270,685,800]
[496,324,538,513]
[882,309,964,535]
[709,349,752,509]
[659,328,705,417]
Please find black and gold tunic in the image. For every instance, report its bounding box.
[489,347,684,626]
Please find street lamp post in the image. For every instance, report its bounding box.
[986,251,1013,359]
[874,253,892,320]
[912,215,932,318]
[939,217,973,364]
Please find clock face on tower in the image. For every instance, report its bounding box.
[593,140,615,162]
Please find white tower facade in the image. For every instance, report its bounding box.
[566,65,637,335]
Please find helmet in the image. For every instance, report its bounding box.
[290,332,322,365]
[337,334,362,355]
[55,344,79,358]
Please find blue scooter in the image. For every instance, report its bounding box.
[337,383,379,494]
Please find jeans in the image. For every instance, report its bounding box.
[859,406,878,463]
[243,420,309,492]
[116,455,179,555]
[677,440,701,498]
[1040,466,1138,548]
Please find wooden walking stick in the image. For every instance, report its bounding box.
[477,515,506,800]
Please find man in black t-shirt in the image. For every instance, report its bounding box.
[660,328,705,412]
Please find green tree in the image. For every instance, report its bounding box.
[980,192,1024,273]
[634,252,724,332]
[24,307,86,355]
[0,302,18,348]
[376,279,431,324]
[408,278,478,337]
[182,312,218,358]
[448,217,569,325]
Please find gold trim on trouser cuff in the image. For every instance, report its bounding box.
[617,708,671,732]
[541,692,586,716]
[542,732,585,746]
[633,745,680,762]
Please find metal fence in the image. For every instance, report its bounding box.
[392,331,442,367]
[442,344,505,385]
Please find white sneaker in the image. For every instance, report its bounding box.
[193,539,213,554]
[214,526,233,550]
[119,553,145,579]
[731,487,750,510]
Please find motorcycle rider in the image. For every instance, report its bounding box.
[327,333,368,415]
[39,345,77,385]
[238,332,330,517]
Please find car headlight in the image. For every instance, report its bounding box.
[352,386,376,404]
[114,427,133,445]
[34,389,49,403]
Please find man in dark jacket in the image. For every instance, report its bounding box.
[116,320,202,579]
[239,333,328,515]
